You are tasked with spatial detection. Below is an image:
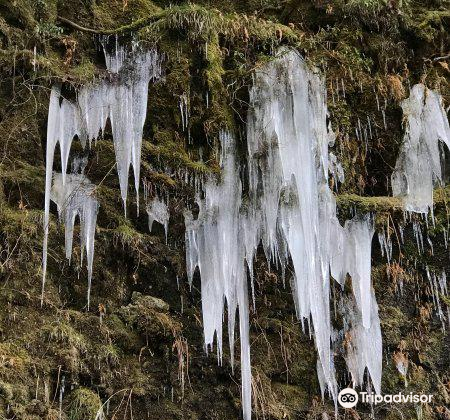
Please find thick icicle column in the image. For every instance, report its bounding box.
[246,49,381,398]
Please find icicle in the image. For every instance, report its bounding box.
[184,132,252,420]
[344,215,375,329]
[58,376,65,420]
[427,268,449,329]
[378,230,392,264]
[247,49,379,404]
[399,224,405,243]
[80,48,162,211]
[329,152,345,190]
[51,173,99,310]
[180,49,381,419]
[367,115,373,139]
[43,47,162,302]
[42,86,83,304]
[427,236,434,256]
[341,291,382,394]
[412,220,424,254]
[33,45,37,72]
[392,84,450,214]
[102,37,127,73]
[437,271,450,329]
[179,93,189,131]
[146,196,170,243]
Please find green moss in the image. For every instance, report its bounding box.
[0,381,14,406]
[271,382,311,417]
[0,342,31,379]
[0,1,449,419]
[379,305,408,346]
[40,321,87,352]
[69,58,98,83]
[143,132,217,174]
[336,193,403,212]
[118,292,180,337]
[68,387,103,420]
[336,186,450,215]
[92,0,161,30]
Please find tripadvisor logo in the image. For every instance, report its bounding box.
[338,388,434,408]
[338,388,358,408]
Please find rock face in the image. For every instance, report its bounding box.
[0,1,449,420]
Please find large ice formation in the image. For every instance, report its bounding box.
[42,45,162,302]
[392,84,450,214]
[185,50,381,420]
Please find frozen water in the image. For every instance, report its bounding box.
[78,47,162,210]
[184,49,380,415]
[146,196,170,242]
[51,173,99,310]
[184,132,251,420]
[247,49,379,400]
[42,86,83,303]
[426,267,449,329]
[378,230,393,264]
[341,291,382,394]
[392,84,450,214]
[42,47,162,302]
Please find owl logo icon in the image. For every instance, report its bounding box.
[338,388,359,408]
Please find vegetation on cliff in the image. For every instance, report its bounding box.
[0,0,449,419]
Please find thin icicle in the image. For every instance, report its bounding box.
[341,291,382,394]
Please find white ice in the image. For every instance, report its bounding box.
[341,291,382,394]
[186,49,382,420]
[247,49,379,400]
[146,196,170,242]
[51,173,99,310]
[184,132,252,420]
[392,84,450,214]
[42,46,162,302]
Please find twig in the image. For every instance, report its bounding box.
[56,13,163,35]
[0,233,23,270]
[57,16,105,34]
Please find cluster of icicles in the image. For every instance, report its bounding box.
[41,43,449,419]
[392,83,450,214]
[42,42,163,308]
[185,51,381,419]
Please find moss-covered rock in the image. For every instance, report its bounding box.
[68,387,103,420]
